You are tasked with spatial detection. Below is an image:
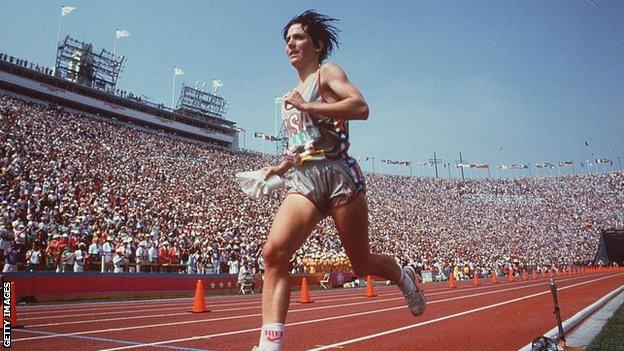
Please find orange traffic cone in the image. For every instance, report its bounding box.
[491,271,499,284]
[365,275,378,297]
[190,280,209,313]
[531,270,537,280]
[300,277,314,303]
[508,269,514,282]
[8,282,24,328]
[473,272,480,286]
[449,273,457,289]
[522,271,528,281]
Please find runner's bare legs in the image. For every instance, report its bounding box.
[331,192,401,281]
[261,194,323,323]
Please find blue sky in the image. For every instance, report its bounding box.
[1,1,622,177]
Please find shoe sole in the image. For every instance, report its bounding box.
[404,266,426,316]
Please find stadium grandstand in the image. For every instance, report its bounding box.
[0,38,239,150]
[1,89,623,279]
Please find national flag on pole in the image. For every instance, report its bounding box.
[443,162,451,168]
[469,163,489,169]
[381,159,409,165]
[233,126,245,132]
[116,29,130,39]
[212,79,223,92]
[254,132,269,140]
[62,5,76,16]
[173,67,184,76]
[535,162,552,169]
[364,156,373,161]
[595,157,613,165]
[253,132,280,141]
[558,161,573,167]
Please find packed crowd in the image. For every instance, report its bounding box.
[1,94,622,279]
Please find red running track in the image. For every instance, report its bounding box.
[10,270,624,351]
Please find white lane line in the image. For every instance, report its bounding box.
[18,285,396,316]
[20,300,260,321]
[19,275,555,331]
[307,273,624,350]
[92,274,619,351]
[27,292,393,327]
[18,296,193,311]
[19,275,563,323]
[13,274,597,341]
[13,293,398,342]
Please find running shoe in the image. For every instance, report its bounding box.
[403,266,426,316]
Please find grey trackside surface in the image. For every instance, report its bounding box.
[565,287,624,349]
[518,284,624,351]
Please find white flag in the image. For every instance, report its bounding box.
[61,5,76,16]
[116,29,130,39]
[173,67,184,76]
[212,79,223,91]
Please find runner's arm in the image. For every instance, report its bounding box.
[284,63,368,120]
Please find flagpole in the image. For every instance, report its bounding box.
[56,8,63,46]
[171,68,176,109]
[55,6,64,73]
[114,30,117,55]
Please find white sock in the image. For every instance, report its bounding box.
[396,266,415,295]
[258,323,285,351]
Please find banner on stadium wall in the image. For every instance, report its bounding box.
[421,270,433,284]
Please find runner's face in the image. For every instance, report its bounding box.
[285,23,319,67]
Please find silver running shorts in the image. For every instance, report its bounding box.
[286,156,366,215]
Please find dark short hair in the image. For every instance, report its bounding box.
[283,10,340,64]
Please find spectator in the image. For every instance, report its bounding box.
[26,242,42,272]
[3,242,20,272]
[74,243,86,272]
[101,236,114,272]
[135,241,148,273]
[113,247,126,273]
[61,246,74,273]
